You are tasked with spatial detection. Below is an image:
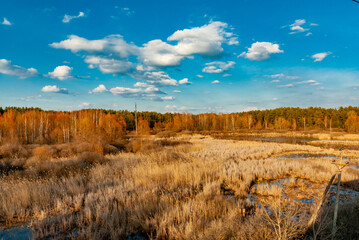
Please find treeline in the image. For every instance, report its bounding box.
[1,106,359,144]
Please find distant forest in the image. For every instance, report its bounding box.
[1,106,359,144]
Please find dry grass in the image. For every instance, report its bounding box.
[0,136,358,239]
[212,130,359,141]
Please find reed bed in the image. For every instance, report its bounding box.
[0,136,358,239]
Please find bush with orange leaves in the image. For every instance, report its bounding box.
[26,146,54,166]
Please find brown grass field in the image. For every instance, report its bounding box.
[0,134,359,239]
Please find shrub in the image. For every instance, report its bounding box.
[0,143,29,159]
[25,146,54,166]
[78,152,107,165]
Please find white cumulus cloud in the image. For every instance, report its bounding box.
[48,65,73,80]
[50,21,237,99]
[179,78,192,85]
[168,21,238,57]
[134,82,150,88]
[85,56,133,74]
[202,61,235,73]
[110,87,141,95]
[289,19,308,34]
[211,80,220,84]
[50,34,139,58]
[90,84,108,93]
[240,42,283,61]
[142,71,178,86]
[140,40,185,67]
[41,85,68,94]
[287,19,317,35]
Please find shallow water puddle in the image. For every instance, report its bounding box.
[327,185,359,204]
[215,135,314,144]
[0,225,32,240]
[273,154,351,160]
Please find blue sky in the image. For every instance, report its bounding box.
[1,0,359,113]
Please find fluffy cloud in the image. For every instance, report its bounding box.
[289,19,308,34]
[0,59,38,78]
[50,21,238,100]
[90,84,108,93]
[179,78,192,85]
[62,11,85,23]
[2,18,11,25]
[41,85,68,94]
[48,65,73,80]
[50,35,139,58]
[85,56,133,74]
[240,42,283,61]
[211,80,220,84]
[50,21,236,70]
[110,87,141,95]
[196,74,203,78]
[142,71,178,86]
[168,21,238,56]
[51,21,236,68]
[144,86,165,94]
[140,21,237,67]
[287,19,318,35]
[134,82,150,88]
[202,61,235,73]
[311,52,331,62]
[140,40,185,67]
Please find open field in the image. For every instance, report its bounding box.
[0,134,359,239]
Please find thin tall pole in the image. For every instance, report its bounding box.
[135,103,138,135]
[331,151,344,240]
[331,173,341,240]
[308,174,336,227]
